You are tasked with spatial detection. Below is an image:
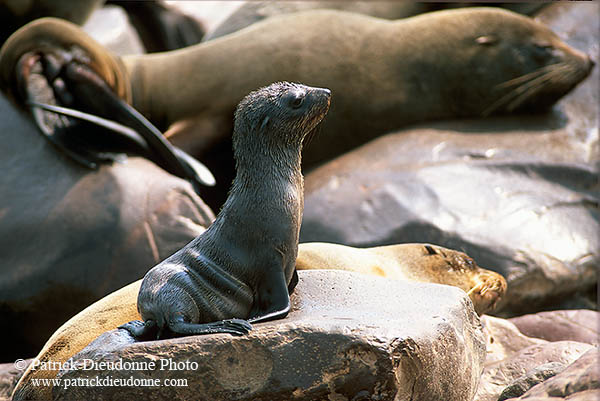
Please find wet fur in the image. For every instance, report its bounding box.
[121,82,331,340]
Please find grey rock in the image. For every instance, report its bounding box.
[474,341,593,401]
[502,348,599,400]
[498,362,567,400]
[0,92,214,360]
[300,2,599,316]
[54,270,486,401]
[509,310,599,345]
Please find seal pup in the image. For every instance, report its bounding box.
[120,81,331,340]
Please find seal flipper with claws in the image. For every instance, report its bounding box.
[4,43,215,190]
[120,82,331,340]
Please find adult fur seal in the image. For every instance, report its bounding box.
[297,242,507,316]
[1,8,593,169]
[12,242,502,400]
[119,81,331,340]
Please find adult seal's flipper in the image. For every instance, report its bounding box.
[0,17,215,190]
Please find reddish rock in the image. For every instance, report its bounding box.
[509,310,599,345]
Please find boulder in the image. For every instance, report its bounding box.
[0,92,214,360]
[509,310,599,345]
[497,362,567,400]
[474,341,592,401]
[300,2,599,316]
[54,270,486,401]
[502,348,599,400]
[480,315,547,365]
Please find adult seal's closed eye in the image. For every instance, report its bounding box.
[120,82,331,340]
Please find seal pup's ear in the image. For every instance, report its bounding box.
[259,115,270,131]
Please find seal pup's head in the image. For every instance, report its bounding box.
[233,82,331,162]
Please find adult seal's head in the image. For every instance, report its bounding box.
[119,82,331,340]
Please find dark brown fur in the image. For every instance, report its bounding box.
[121,82,331,339]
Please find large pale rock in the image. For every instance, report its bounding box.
[0,92,214,360]
[503,348,599,400]
[474,341,593,401]
[300,2,598,316]
[54,270,485,401]
[509,310,599,345]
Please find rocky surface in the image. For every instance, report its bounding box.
[0,360,29,401]
[480,315,547,365]
[300,2,599,316]
[509,310,599,345]
[503,348,599,401]
[53,270,486,401]
[476,314,598,401]
[497,362,568,401]
[475,340,592,401]
[0,93,214,361]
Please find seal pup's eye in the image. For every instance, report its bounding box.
[284,91,305,109]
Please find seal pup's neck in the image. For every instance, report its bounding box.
[200,82,330,259]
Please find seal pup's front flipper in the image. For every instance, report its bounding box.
[119,317,251,340]
[168,318,252,337]
[248,268,292,324]
[119,319,159,341]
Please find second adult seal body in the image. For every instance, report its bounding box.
[121,82,331,339]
